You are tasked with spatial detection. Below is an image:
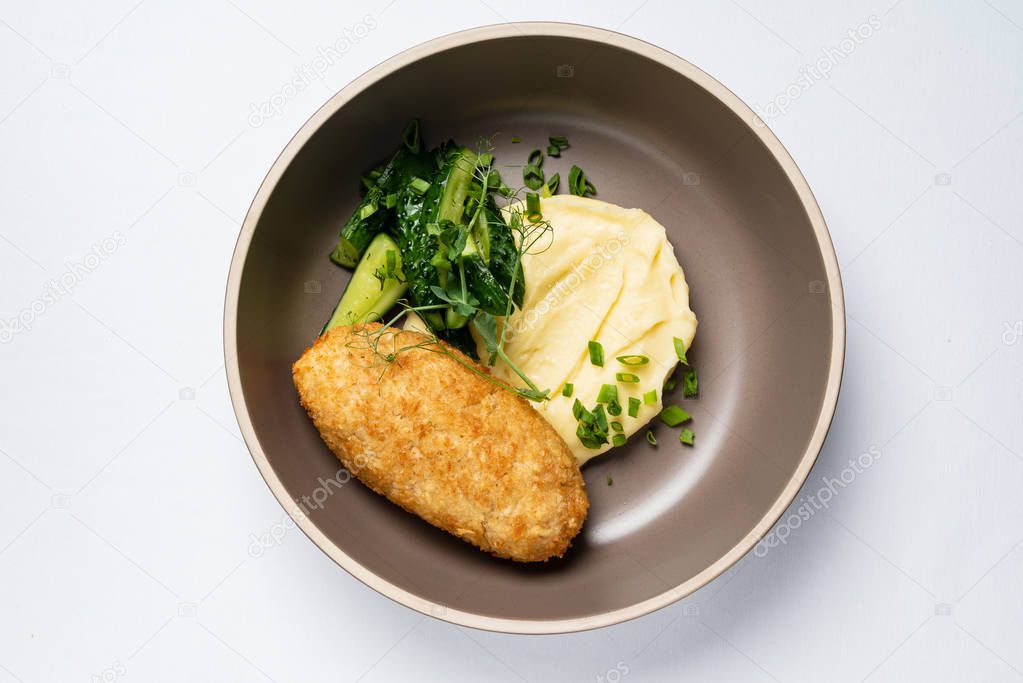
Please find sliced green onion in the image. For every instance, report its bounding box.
[525,191,542,221]
[611,421,624,432]
[568,164,596,197]
[683,369,699,397]
[383,193,398,209]
[612,434,627,447]
[679,428,694,446]
[606,475,613,486]
[616,372,640,383]
[665,375,677,392]
[645,430,658,446]
[562,383,574,397]
[523,164,544,190]
[588,340,604,366]
[643,389,657,405]
[402,119,421,153]
[572,398,589,421]
[628,397,640,418]
[673,336,689,364]
[409,177,431,195]
[596,383,618,404]
[617,355,649,366]
[511,136,521,143]
[527,148,544,166]
[660,405,691,427]
[540,172,560,198]
[549,135,570,149]
[593,404,609,433]
[547,144,561,157]
[607,400,622,417]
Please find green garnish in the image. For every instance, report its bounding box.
[527,149,543,166]
[409,176,431,195]
[574,400,609,449]
[660,405,691,427]
[612,434,627,447]
[383,193,398,209]
[511,136,521,143]
[588,340,604,366]
[525,191,542,221]
[562,383,574,397]
[547,144,561,157]
[616,372,640,383]
[611,421,624,432]
[607,400,622,417]
[665,374,677,392]
[572,398,588,420]
[643,389,657,405]
[523,164,544,190]
[679,428,694,446]
[617,355,649,366]
[568,165,596,197]
[673,336,689,364]
[606,475,613,486]
[628,397,640,418]
[683,369,699,397]
[549,135,570,149]
[645,430,657,446]
[540,172,559,198]
[596,383,618,404]
[402,119,421,153]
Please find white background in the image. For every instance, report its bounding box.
[1,0,1021,681]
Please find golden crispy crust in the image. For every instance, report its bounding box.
[292,324,588,562]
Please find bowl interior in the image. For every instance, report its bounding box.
[231,29,837,628]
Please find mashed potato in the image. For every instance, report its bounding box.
[487,195,697,465]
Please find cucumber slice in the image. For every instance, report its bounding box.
[323,233,408,332]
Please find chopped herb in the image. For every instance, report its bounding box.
[596,383,618,404]
[477,152,493,167]
[402,119,421,153]
[616,372,640,383]
[606,475,613,486]
[549,135,570,150]
[572,398,588,421]
[611,421,624,432]
[628,397,640,418]
[527,149,544,166]
[525,191,542,221]
[673,336,689,364]
[562,383,574,397]
[409,176,431,195]
[607,400,622,416]
[643,389,657,405]
[540,172,560,198]
[612,434,627,447]
[547,144,561,157]
[588,340,604,366]
[568,164,596,196]
[679,428,695,446]
[523,163,544,190]
[683,369,699,397]
[645,430,658,446]
[665,375,677,392]
[616,354,650,366]
[660,404,692,427]
[511,136,521,143]
[575,400,610,449]
[383,192,398,209]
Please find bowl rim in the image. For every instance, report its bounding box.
[224,21,846,635]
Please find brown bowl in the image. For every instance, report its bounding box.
[225,22,844,633]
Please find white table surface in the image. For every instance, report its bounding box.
[2,0,1021,681]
